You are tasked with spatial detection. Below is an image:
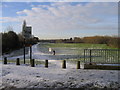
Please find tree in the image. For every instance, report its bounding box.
[7,31,19,48]
[70,38,72,41]
[2,30,19,53]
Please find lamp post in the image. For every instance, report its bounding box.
[30,44,32,60]
[24,38,25,64]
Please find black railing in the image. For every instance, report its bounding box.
[84,49,120,64]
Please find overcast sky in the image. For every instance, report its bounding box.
[1,2,118,39]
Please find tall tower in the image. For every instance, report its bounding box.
[22,20,26,38]
[23,20,26,30]
[22,20,32,39]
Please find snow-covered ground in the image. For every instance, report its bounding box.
[0,43,120,89]
[1,64,119,89]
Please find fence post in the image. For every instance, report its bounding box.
[16,58,20,65]
[84,49,85,63]
[4,57,7,64]
[77,61,80,69]
[45,60,48,68]
[118,50,119,64]
[62,60,66,69]
[90,50,92,65]
[30,59,35,67]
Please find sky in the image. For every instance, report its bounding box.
[1,2,118,39]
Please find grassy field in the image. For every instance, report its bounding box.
[40,43,119,64]
[38,43,116,55]
[42,43,116,49]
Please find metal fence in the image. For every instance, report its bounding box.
[84,49,120,64]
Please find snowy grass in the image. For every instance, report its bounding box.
[1,63,120,89]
